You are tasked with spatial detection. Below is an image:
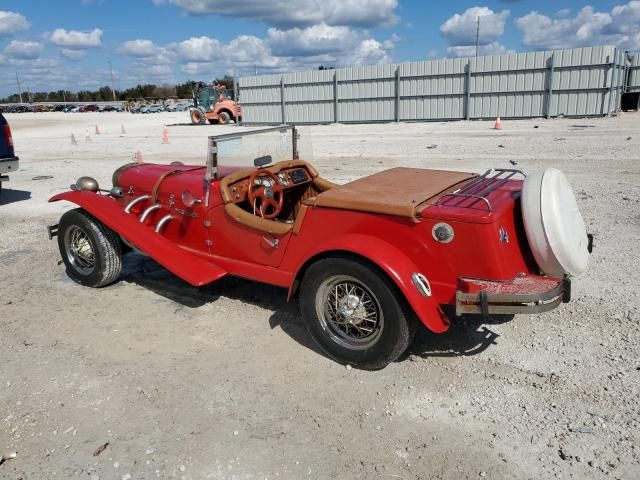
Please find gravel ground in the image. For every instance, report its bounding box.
[0,112,639,480]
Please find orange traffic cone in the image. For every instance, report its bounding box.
[85,130,92,142]
[135,150,143,163]
[95,125,101,135]
[494,116,502,130]
[161,125,169,144]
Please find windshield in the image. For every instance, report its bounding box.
[214,87,230,99]
[210,126,313,178]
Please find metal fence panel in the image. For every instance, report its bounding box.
[628,52,639,92]
[238,45,625,124]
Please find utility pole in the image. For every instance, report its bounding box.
[108,60,116,101]
[15,72,23,103]
[475,16,481,59]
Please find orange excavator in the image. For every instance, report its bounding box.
[189,82,241,125]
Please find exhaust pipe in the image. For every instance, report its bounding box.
[139,204,162,223]
[124,194,150,213]
[155,214,174,233]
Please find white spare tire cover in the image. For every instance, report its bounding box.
[521,168,589,277]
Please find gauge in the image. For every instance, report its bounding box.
[278,172,288,186]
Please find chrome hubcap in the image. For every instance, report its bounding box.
[64,226,95,275]
[316,275,383,350]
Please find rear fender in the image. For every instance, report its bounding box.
[290,234,450,333]
[49,191,227,286]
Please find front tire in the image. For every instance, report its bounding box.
[190,108,206,125]
[57,208,122,287]
[300,257,416,370]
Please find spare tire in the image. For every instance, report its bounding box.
[521,168,589,277]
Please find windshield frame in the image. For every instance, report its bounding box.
[206,125,299,181]
[203,125,299,206]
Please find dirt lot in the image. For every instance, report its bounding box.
[1,112,639,480]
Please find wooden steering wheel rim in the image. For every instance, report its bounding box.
[247,169,284,220]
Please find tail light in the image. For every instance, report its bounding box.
[4,123,14,148]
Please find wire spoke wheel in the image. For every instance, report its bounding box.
[64,225,96,275]
[57,209,123,288]
[315,275,384,350]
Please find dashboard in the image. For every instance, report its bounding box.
[228,167,310,203]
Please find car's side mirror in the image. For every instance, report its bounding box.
[254,155,272,168]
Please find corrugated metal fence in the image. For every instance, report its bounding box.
[238,46,636,125]
[628,51,640,93]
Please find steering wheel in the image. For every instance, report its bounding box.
[247,169,284,219]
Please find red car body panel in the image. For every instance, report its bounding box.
[49,190,227,286]
[51,160,565,334]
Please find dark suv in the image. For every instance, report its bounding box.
[0,113,19,194]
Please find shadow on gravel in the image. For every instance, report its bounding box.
[120,253,328,359]
[0,188,31,205]
[406,309,509,359]
[121,254,509,364]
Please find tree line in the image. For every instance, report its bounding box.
[0,76,234,104]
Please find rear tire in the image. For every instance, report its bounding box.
[300,257,416,370]
[218,111,231,125]
[57,208,122,287]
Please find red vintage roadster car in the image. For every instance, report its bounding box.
[48,126,591,369]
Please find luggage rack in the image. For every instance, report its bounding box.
[435,168,526,212]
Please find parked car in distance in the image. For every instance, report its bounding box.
[145,104,166,113]
[166,102,190,112]
[47,126,592,370]
[0,113,19,195]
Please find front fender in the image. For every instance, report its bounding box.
[290,234,450,333]
[49,191,227,286]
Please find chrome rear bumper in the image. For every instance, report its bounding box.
[455,275,570,317]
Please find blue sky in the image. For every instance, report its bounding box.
[0,0,638,96]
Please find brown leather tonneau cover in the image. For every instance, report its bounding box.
[314,167,476,220]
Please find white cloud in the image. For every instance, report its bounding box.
[517,2,640,50]
[61,48,86,60]
[166,26,395,76]
[221,35,283,69]
[3,40,43,59]
[0,10,30,36]
[167,0,398,28]
[168,36,221,62]
[349,38,394,64]
[440,7,509,46]
[49,28,103,49]
[609,1,640,35]
[266,24,395,65]
[447,41,515,57]
[267,23,362,57]
[125,61,176,85]
[119,39,163,57]
[181,62,215,75]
